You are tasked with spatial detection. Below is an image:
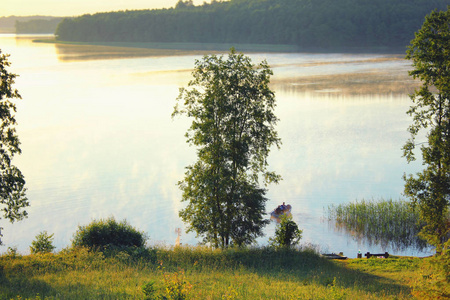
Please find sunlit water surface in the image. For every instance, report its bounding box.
[0,34,431,257]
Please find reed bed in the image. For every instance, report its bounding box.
[327,198,428,251]
[0,245,420,299]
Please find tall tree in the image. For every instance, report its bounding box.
[0,50,28,245]
[173,49,281,248]
[403,8,450,252]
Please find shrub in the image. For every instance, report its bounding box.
[72,217,147,251]
[30,231,56,254]
[5,246,20,258]
[142,280,158,300]
[161,269,192,300]
[141,270,192,300]
[269,215,302,249]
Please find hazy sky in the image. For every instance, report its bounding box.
[2,0,210,17]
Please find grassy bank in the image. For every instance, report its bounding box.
[0,246,424,299]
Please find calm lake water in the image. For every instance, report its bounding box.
[0,34,431,257]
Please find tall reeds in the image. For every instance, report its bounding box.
[327,198,428,251]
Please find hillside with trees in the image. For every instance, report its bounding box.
[55,0,448,51]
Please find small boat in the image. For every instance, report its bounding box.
[270,203,292,222]
[321,253,348,260]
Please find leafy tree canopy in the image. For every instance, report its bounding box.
[403,7,450,252]
[173,49,280,248]
[30,231,56,254]
[0,49,28,245]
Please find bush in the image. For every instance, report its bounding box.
[30,231,56,254]
[269,215,303,249]
[142,270,192,300]
[72,217,147,251]
[5,246,21,258]
[142,280,158,299]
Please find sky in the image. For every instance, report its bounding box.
[2,0,210,17]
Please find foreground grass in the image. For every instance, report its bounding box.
[0,246,423,299]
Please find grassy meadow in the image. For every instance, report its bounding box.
[0,245,426,299]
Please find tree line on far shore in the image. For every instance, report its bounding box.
[0,16,62,33]
[54,0,448,51]
[16,18,63,34]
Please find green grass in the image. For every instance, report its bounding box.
[0,245,425,299]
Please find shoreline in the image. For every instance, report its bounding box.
[33,38,407,54]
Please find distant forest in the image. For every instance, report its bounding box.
[0,16,62,33]
[16,18,63,33]
[55,0,448,50]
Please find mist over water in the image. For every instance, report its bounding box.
[0,34,431,257]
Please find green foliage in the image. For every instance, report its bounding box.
[175,0,194,10]
[155,245,321,273]
[173,49,280,248]
[143,264,193,299]
[269,215,303,249]
[30,231,56,254]
[71,217,147,252]
[403,7,450,251]
[327,198,428,251]
[411,241,450,299]
[221,285,238,300]
[142,281,158,299]
[55,0,448,50]
[5,246,20,258]
[10,295,55,300]
[326,277,346,300]
[160,269,192,300]
[0,49,28,242]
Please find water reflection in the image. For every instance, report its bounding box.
[0,34,431,257]
[272,71,420,95]
[40,37,421,95]
[328,219,429,253]
[54,43,215,61]
[326,200,429,252]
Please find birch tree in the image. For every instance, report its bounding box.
[403,8,450,252]
[173,49,281,248]
[0,50,28,244]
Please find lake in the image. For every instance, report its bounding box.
[0,34,431,257]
